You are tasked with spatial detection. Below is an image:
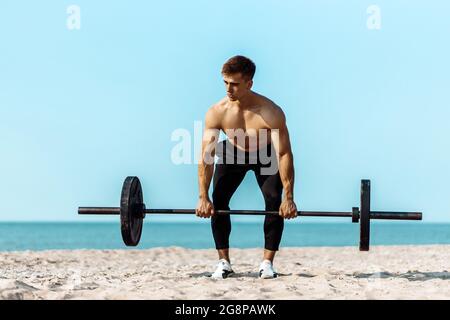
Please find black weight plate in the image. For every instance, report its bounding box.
[352,207,360,223]
[359,180,370,251]
[120,176,144,246]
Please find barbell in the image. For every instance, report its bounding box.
[78,177,422,251]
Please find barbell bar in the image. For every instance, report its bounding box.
[78,177,422,251]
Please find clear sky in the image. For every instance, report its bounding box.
[0,1,449,222]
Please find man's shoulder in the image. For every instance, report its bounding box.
[254,93,283,111]
[255,94,285,123]
[205,98,227,129]
[208,97,228,114]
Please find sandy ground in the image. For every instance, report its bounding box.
[0,245,449,300]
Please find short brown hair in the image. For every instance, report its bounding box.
[221,55,256,81]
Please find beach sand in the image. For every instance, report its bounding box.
[0,245,449,300]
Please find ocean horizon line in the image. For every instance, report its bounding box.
[1,222,449,252]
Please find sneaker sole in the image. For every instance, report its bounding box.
[211,270,235,279]
[259,270,278,279]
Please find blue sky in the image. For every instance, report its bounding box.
[0,1,449,222]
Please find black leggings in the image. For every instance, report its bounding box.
[211,140,284,251]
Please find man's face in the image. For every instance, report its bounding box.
[222,73,253,101]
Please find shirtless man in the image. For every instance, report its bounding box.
[195,55,297,279]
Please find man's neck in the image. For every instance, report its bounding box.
[230,91,256,110]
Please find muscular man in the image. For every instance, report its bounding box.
[195,55,297,279]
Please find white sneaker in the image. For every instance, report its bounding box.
[211,259,234,279]
[259,260,278,279]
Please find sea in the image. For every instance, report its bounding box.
[0,221,449,251]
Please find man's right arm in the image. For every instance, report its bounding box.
[198,107,221,200]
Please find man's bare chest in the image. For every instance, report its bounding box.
[221,108,271,132]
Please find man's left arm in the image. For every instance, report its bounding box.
[270,110,297,219]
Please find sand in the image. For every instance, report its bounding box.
[0,245,449,300]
